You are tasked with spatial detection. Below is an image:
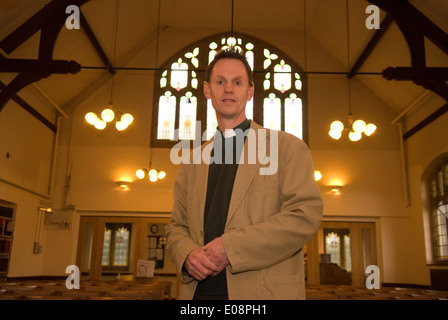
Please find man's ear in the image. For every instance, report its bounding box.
[247,84,254,101]
[203,81,211,99]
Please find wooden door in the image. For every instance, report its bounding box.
[306,221,378,287]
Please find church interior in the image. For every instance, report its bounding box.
[1,0,448,300]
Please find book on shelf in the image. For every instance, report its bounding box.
[0,239,11,254]
[0,206,13,219]
[0,218,5,235]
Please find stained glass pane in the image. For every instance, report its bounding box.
[160,70,167,88]
[344,235,352,272]
[431,179,437,198]
[179,92,197,140]
[209,42,218,63]
[295,73,302,90]
[263,49,278,69]
[206,100,218,140]
[246,98,253,121]
[264,73,271,91]
[185,47,199,68]
[284,93,302,139]
[113,227,129,266]
[445,163,448,186]
[263,93,281,131]
[102,228,111,266]
[170,58,188,91]
[429,160,448,262]
[436,203,448,259]
[245,50,254,71]
[157,92,176,140]
[191,71,198,89]
[325,232,341,267]
[274,60,291,93]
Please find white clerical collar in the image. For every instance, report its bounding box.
[222,129,236,138]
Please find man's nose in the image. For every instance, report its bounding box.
[224,82,234,92]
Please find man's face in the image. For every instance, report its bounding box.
[203,58,254,125]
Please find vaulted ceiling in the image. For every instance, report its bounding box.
[0,0,447,122]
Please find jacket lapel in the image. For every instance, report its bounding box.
[226,121,269,225]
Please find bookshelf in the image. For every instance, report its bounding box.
[0,200,16,281]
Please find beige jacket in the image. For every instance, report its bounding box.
[165,121,323,300]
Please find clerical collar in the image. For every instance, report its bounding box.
[218,119,251,139]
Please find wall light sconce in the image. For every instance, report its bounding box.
[314,170,323,182]
[116,181,130,190]
[136,168,166,182]
[328,185,343,194]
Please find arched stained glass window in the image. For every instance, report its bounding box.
[151,33,307,148]
[427,158,448,263]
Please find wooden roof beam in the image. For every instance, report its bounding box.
[348,13,394,79]
[80,11,116,75]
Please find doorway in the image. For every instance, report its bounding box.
[306,221,378,287]
[76,216,174,281]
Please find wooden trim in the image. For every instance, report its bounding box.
[403,103,448,140]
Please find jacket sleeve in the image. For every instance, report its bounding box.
[165,163,201,283]
[222,134,323,274]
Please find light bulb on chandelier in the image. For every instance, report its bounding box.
[329,114,376,142]
[136,168,166,183]
[85,105,133,131]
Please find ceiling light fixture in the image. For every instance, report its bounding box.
[85,108,134,131]
[329,0,377,142]
[136,149,166,182]
[136,168,166,182]
[329,113,377,142]
[84,0,133,132]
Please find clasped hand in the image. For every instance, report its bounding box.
[184,237,230,281]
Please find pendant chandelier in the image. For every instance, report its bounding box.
[136,167,166,182]
[329,0,377,142]
[84,0,133,131]
[136,150,166,182]
[329,112,377,141]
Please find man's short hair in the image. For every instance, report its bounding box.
[205,48,254,86]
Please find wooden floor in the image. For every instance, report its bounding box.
[305,284,448,300]
[0,279,172,300]
[1,279,448,300]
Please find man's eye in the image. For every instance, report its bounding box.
[235,81,241,85]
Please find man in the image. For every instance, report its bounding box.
[165,49,323,300]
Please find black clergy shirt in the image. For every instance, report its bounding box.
[194,119,251,297]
